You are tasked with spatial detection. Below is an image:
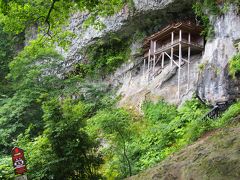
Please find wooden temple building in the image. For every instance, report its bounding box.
[142,21,204,98]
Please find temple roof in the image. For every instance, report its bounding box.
[143,21,202,49]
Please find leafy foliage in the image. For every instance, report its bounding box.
[229,53,240,79]
[193,0,240,39]
[0,28,110,179]
[87,108,135,178]
[0,91,43,153]
[17,134,56,179]
[142,100,178,123]
[133,99,209,170]
[0,38,62,154]
[193,0,220,38]
[1,0,240,179]
[40,98,102,179]
[0,156,14,179]
[72,35,131,78]
[84,98,211,178]
[0,24,22,97]
[0,0,126,36]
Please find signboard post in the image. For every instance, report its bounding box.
[15,175,28,180]
[11,147,27,178]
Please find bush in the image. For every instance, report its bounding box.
[87,108,134,179]
[142,100,178,123]
[0,156,14,180]
[75,34,131,78]
[131,99,209,171]
[229,53,240,79]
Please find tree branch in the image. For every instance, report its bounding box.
[45,0,59,36]
[115,127,132,176]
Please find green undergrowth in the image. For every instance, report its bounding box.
[1,91,239,179]
[1,5,240,177]
[85,98,240,179]
[0,156,14,179]
[69,34,132,79]
[229,53,240,79]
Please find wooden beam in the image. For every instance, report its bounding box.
[171,31,174,44]
[148,49,150,75]
[171,32,174,66]
[154,41,157,52]
[179,30,182,42]
[143,58,146,77]
[188,32,191,44]
[187,33,191,90]
[150,40,154,55]
[172,59,179,66]
[153,41,157,76]
[161,52,165,68]
[178,42,182,99]
[164,52,171,59]
[173,54,188,63]
[156,53,162,65]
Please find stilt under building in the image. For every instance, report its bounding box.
[142,21,204,99]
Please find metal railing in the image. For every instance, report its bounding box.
[202,100,235,120]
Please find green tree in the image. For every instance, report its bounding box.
[0,40,61,153]
[0,0,126,36]
[87,108,134,178]
[41,98,102,179]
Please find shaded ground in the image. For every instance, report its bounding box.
[127,116,240,180]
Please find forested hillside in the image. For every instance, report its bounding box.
[0,0,240,179]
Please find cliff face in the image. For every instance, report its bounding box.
[122,6,240,108]
[52,1,240,109]
[62,0,195,74]
[112,54,202,110]
[114,5,240,109]
[197,6,240,104]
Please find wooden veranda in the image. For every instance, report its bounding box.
[142,21,204,99]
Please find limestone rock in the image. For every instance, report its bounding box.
[61,0,195,75]
[197,6,240,105]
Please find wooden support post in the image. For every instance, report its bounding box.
[148,49,150,73]
[150,40,154,55]
[153,41,156,76]
[148,49,151,82]
[161,52,165,68]
[178,29,182,99]
[178,43,182,99]
[171,31,174,44]
[153,57,156,76]
[171,32,174,67]
[154,41,156,53]
[179,29,182,42]
[187,33,191,90]
[143,58,146,77]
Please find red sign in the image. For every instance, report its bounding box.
[11,147,27,175]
